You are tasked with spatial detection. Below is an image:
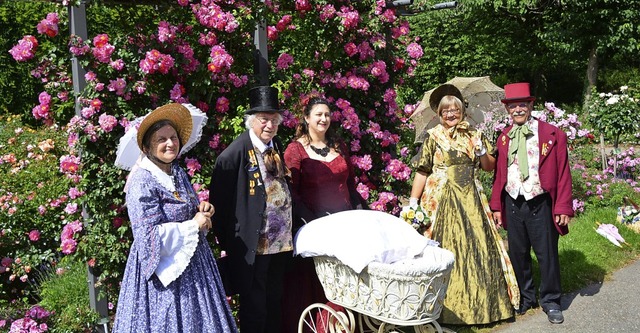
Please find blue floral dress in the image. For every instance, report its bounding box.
[113,158,237,333]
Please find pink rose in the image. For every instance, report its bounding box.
[28,230,41,242]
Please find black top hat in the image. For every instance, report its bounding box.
[246,86,281,114]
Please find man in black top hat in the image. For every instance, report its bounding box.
[211,86,293,333]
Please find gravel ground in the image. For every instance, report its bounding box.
[490,258,640,333]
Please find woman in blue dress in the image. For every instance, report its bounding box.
[113,103,238,333]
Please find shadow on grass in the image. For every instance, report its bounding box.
[558,249,606,310]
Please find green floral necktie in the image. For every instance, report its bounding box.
[507,124,532,180]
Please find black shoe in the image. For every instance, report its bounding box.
[545,309,564,324]
[515,302,538,315]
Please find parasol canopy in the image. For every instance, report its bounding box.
[595,222,626,247]
[114,103,208,170]
[410,76,504,144]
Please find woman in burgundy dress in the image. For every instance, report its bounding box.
[281,96,367,332]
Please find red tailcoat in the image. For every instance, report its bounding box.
[489,120,574,235]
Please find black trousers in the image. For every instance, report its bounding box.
[505,193,562,311]
[239,251,290,333]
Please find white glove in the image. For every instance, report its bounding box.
[474,140,487,157]
[409,197,419,208]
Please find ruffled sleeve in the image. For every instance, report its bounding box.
[155,220,200,287]
[125,167,200,284]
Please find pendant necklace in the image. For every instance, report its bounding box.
[309,144,330,157]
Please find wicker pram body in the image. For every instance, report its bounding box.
[294,210,455,332]
[313,253,453,326]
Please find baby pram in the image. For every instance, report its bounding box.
[294,210,455,333]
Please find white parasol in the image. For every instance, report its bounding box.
[114,103,208,170]
[595,222,626,248]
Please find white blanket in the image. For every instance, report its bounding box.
[294,210,441,273]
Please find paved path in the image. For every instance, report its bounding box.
[490,258,640,333]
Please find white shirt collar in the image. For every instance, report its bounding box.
[249,129,272,153]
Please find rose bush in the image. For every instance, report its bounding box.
[2,0,423,325]
[0,115,77,302]
[5,2,628,331]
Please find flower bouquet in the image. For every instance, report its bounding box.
[400,204,432,237]
[617,197,640,233]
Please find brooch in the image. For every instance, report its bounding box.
[542,140,552,156]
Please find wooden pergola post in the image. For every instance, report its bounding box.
[68,2,110,332]
[254,1,269,85]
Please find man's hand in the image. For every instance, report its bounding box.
[556,214,570,226]
[493,211,503,228]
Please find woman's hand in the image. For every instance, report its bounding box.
[198,201,215,218]
[409,197,419,209]
[194,212,212,232]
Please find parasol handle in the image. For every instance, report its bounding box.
[623,196,639,210]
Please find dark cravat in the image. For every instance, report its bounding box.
[263,147,285,179]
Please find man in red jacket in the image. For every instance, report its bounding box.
[489,82,574,324]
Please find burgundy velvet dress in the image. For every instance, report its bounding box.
[281,141,361,333]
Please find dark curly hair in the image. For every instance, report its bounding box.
[294,96,341,153]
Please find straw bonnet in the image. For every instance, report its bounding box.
[136,103,193,151]
[246,86,281,114]
[429,84,464,111]
[501,82,536,103]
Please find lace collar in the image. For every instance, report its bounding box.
[139,156,176,193]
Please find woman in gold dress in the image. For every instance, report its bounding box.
[409,84,519,325]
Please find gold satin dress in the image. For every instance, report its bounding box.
[417,123,519,325]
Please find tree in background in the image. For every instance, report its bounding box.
[406,0,640,106]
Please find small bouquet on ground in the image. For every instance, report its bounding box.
[400,204,432,237]
[617,197,640,233]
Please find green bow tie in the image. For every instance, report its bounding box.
[507,124,532,180]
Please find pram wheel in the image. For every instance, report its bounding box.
[358,313,447,333]
[414,322,448,333]
[298,303,354,333]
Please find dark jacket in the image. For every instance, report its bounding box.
[211,130,288,294]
